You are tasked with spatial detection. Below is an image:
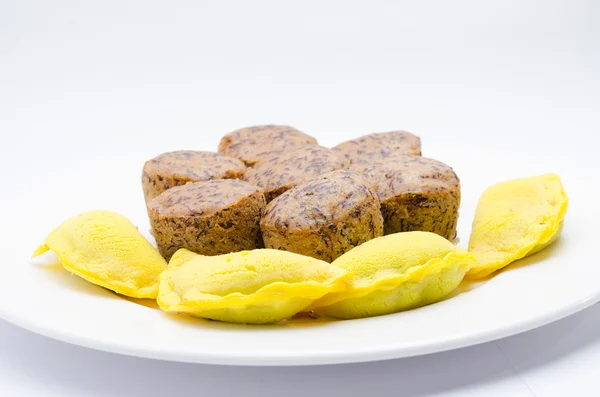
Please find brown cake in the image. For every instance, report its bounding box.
[332,130,421,165]
[351,155,460,240]
[142,150,246,203]
[218,125,318,166]
[260,170,384,262]
[243,146,349,202]
[147,179,265,260]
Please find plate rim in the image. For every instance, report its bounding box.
[1,284,598,366]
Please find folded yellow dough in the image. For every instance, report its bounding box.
[314,231,475,319]
[157,248,350,324]
[467,174,568,279]
[33,210,167,298]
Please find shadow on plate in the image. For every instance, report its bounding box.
[152,309,336,331]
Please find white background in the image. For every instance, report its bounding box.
[1,0,599,396]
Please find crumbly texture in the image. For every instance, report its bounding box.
[260,170,384,262]
[147,179,266,260]
[218,125,318,166]
[332,130,422,165]
[142,150,246,203]
[243,146,349,202]
[351,155,460,240]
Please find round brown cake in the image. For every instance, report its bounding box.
[218,125,318,166]
[147,179,265,260]
[260,170,384,262]
[332,130,421,165]
[142,150,246,203]
[243,146,348,202]
[351,155,460,240]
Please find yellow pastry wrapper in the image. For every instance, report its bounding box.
[158,248,350,324]
[467,174,568,279]
[314,231,474,319]
[33,210,167,298]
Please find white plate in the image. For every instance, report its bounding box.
[0,143,596,366]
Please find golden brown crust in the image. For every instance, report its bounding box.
[148,180,265,259]
[218,125,318,166]
[260,170,384,262]
[243,146,348,202]
[142,151,246,203]
[351,155,460,240]
[332,130,421,165]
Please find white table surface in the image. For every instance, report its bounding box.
[1,1,599,395]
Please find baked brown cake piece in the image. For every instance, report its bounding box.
[243,146,348,203]
[142,150,246,203]
[260,170,383,262]
[351,155,460,240]
[147,179,265,260]
[218,125,318,166]
[332,130,421,165]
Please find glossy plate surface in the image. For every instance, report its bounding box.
[0,144,595,366]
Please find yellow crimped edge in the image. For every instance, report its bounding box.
[467,174,569,279]
[158,274,350,310]
[157,250,352,323]
[32,244,50,258]
[314,250,475,308]
[467,221,565,279]
[33,243,160,299]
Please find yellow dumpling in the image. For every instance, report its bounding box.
[158,248,350,324]
[314,232,474,319]
[467,174,568,279]
[33,210,167,298]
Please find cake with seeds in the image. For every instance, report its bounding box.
[351,155,460,240]
[142,150,246,203]
[218,125,318,166]
[147,179,265,259]
[260,170,383,262]
[243,146,348,202]
[332,130,421,166]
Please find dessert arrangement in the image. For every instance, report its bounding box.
[33,125,569,325]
